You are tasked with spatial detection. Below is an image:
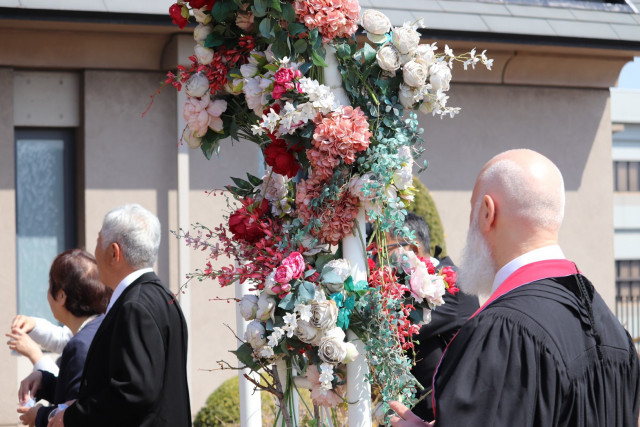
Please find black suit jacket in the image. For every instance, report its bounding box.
[410,256,480,421]
[64,272,191,426]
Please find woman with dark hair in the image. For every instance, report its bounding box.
[16,249,111,426]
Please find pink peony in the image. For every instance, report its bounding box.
[282,251,305,279]
[183,96,227,136]
[274,67,296,84]
[274,264,294,284]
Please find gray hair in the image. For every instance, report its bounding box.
[100,204,161,269]
[479,156,565,231]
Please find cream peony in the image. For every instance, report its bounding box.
[193,6,212,24]
[238,294,259,321]
[391,25,420,55]
[429,61,452,92]
[376,44,401,72]
[403,60,429,88]
[182,127,202,149]
[244,320,266,349]
[193,23,212,44]
[255,292,276,321]
[194,44,214,65]
[185,73,210,98]
[260,172,289,202]
[361,9,391,43]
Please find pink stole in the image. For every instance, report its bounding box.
[431,259,578,419]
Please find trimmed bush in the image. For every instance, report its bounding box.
[407,177,447,257]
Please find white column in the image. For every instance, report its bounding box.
[176,83,193,392]
[324,44,373,427]
[236,281,263,427]
[343,209,372,427]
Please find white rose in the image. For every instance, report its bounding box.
[429,62,452,92]
[256,292,276,322]
[393,164,413,190]
[310,300,339,330]
[295,320,322,345]
[319,327,347,364]
[349,172,378,201]
[391,25,420,55]
[260,172,288,202]
[415,44,436,68]
[239,294,259,321]
[426,275,446,306]
[193,6,212,24]
[194,45,214,65]
[403,60,429,88]
[182,127,202,149]
[185,73,210,98]
[244,320,267,349]
[193,23,213,44]
[376,45,401,72]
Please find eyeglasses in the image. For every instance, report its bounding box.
[371,242,410,265]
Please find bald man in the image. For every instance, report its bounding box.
[391,149,640,426]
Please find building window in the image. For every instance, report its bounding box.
[15,128,76,322]
[614,161,640,192]
[616,260,640,350]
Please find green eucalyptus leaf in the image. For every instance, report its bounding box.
[288,22,307,36]
[293,39,307,54]
[282,2,295,22]
[270,0,282,12]
[259,18,273,39]
[254,0,268,15]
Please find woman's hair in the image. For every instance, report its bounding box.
[49,249,111,317]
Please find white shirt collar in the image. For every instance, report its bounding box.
[106,268,154,313]
[430,256,440,268]
[491,245,565,294]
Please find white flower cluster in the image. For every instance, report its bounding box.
[251,77,336,137]
[241,286,358,372]
[361,9,492,117]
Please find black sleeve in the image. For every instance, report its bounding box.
[64,301,166,426]
[35,405,56,427]
[434,310,565,427]
[54,339,87,403]
[35,370,57,402]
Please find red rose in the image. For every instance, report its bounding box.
[188,0,216,9]
[264,135,302,179]
[169,3,189,29]
[228,198,269,243]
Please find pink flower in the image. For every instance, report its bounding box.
[275,264,294,284]
[271,84,287,100]
[274,67,296,84]
[183,96,227,137]
[294,0,360,44]
[282,252,305,279]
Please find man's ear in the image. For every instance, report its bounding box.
[56,289,67,305]
[478,194,496,232]
[109,242,123,264]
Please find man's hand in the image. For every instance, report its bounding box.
[17,403,41,427]
[7,329,43,364]
[389,401,435,427]
[47,407,66,427]
[18,371,43,405]
[12,315,36,333]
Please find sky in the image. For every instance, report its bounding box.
[618,57,640,89]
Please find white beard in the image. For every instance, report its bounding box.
[458,221,496,297]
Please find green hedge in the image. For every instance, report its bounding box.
[407,177,447,257]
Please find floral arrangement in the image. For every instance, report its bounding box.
[164,0,490,424]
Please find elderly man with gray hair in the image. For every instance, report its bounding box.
[48,204,191,427]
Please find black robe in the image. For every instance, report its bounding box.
[410,256,479,421]
[433,274,640,426]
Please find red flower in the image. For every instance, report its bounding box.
[169,3,189,29]
[264,135,302,179]
[228,198,269,243]
[440,266,459,294]
[187,0,216,9]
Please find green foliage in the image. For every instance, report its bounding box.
[193,376,274,427]
[407,177,447,257]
